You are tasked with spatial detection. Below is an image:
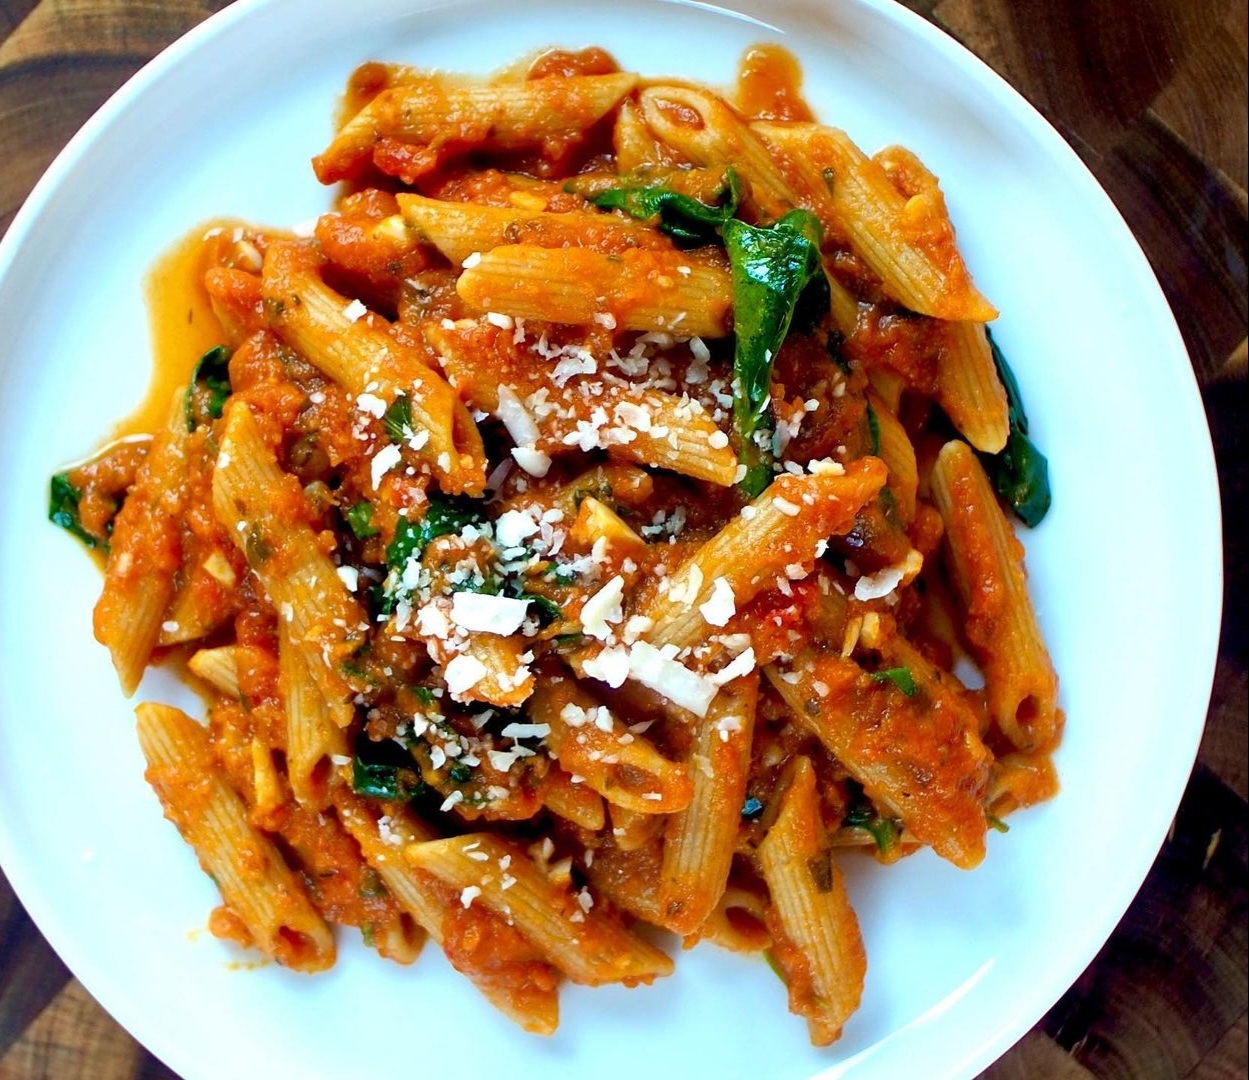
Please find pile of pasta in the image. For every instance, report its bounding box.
[57,45,1062,1045]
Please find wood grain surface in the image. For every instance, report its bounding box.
[0,1,1245,1078]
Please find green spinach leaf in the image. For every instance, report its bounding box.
[48,472,103,550]
[185,345,232,431]
[723,209,826,496]
[589,169,741,245]
[983,330,1051,527]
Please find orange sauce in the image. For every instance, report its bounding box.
[736,44,814,123]
[115,222,235,441]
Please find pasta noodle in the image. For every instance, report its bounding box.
[51,43,1060,1047]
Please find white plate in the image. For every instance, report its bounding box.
[0,1,1222,1077]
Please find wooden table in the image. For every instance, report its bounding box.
[0,1,1244,1077]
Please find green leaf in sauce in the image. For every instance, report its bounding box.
[383,394,414,444]
[351,758,426,801]
[870,666,918,697]
[588,168,742,245]
[866,402,881,456]
[48,472,104,550]
[385,493,489,573]
[982,329,1051,527]
[843,800,902,855]
[345,501,380,540]
[723,209,826,496]
[185,345,232,431]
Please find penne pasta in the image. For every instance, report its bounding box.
[754,122,998,322]
[529,677,693,815]
[92,392,188,695]
[637,85,797,222]
[657,675,758,936]
[135,702,336,972]
[54,44,1061,1047]
[212,401,365,714]
[930,439,1061,750]
[455,244,733,338]
[261,240,487,496]
[405,833,675,986]
[642,458,888,651]
[758,756,866,1046]
[397,193,672,267]
[314,72,639,184]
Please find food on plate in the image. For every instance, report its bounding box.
[50,43,1059,1045]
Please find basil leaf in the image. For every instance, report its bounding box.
[870,666,918,697]
[185,345,232,431]
[982,329,1051,527]
[589,169,741,245]
[48,472,104,550]
[723,209,825,496]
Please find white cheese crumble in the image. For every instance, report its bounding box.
[450,592,531,636]
[343,298,368,323]
[495,384,541,447]
[356,392,387,418]
[500,721,552,739]
[626,641,717,717]
[698,576,736,627]
[581,644,630,688]
[370,443,403,490]
[854,565,905,601]
[511,446,552,477]
[580,575,625,640]
[444,654,489,695]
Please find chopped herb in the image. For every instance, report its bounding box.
[359,868,388,899]
[243,527,273,567]
[588,169,741,245]
[520,593,563,625]
[878,485,901,528]
[48,472,103,550]
[843,801,902,854]
[344,500,380,540]
[448,762,473,784]
[866,402,881,456]
[723,209,826,496]
[385,493,488,572]
[383,395,413,444]
[361,923,376,947]
[741,795,764,819]
[544,562,580,587]
[572,480,614,508]
[982,329,1051,527]
[552,632,587,654]
[987,814,1010,834]
[870,666,918,697]
[185,345,232,431]
[352,733,429,802]
[412,686,440,708]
